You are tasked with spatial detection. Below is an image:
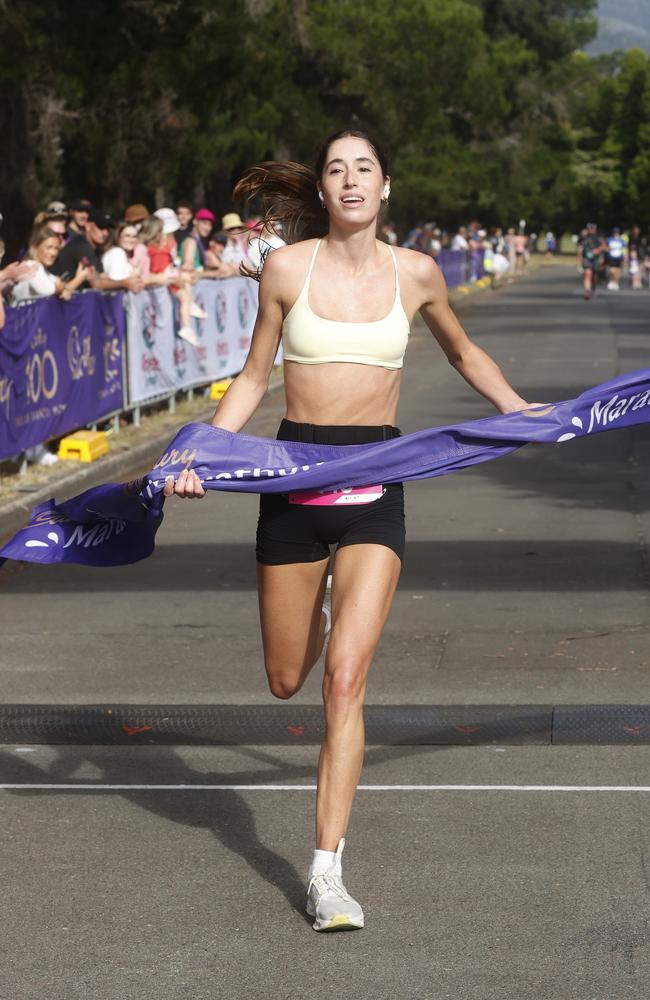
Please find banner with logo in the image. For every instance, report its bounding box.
[125,286,177,405]
[4,366,650,567]
[187,277,258,385]
[0,292,125,460]
[125,277,259,405]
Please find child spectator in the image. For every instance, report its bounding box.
[141,214,203,345]
[629,248,642,290]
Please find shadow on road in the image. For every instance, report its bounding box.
[0,742,442,919]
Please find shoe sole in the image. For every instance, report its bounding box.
[312,913,364,932]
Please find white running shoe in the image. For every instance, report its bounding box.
[306,839,364,931]
[322,573,333,638]
[178,325,200,346]
[25,444,58,466]
[189,301,207,319]
[321,603,332,637]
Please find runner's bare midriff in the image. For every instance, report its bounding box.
[283,359,401,425]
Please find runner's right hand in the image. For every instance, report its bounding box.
[164,468,206,499]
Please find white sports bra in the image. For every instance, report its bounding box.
[282,240,410,370]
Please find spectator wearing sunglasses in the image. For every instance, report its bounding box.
[50,209,144,293]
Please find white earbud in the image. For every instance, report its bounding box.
[318,191,325,203]
[382,184,390,201]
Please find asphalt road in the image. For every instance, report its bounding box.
[2,261,650,999]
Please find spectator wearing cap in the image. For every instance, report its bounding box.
[50,208,144,293]
[180,208,214,273]
[124,203,150,232]
[174,200,194,248]
[67,199,92,237]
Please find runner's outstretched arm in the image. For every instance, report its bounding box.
[413,254,529,414]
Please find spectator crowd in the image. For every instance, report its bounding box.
[2,199,648,467]
[386,217,650,290]
[0,198,285,341]
[0,197,284,466]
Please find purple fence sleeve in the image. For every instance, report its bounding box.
[0,292,125,459]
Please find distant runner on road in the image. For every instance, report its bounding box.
[606,227,625,290]
[578,223,606,300]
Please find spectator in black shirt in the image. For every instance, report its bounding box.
[175,200,194,248]
[67,199,92,238]
[50,209,144,293]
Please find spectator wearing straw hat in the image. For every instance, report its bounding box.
[124,203,150,231]
[221,212,254,267]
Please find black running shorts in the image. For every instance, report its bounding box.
[255,420,405,565]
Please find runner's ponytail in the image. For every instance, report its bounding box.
[234,161,327,243]
[234,129,389,279]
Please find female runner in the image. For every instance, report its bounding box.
[164,129,529,931]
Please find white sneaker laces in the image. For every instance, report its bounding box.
[308,870,352,902]
[308,838,351,899]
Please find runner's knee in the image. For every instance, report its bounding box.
[267,673,302,700]
[323,659,368,706]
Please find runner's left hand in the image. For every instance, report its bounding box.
[164,468,206,498]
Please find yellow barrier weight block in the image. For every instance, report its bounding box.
[58,430,109,463]
[209,378,234,401]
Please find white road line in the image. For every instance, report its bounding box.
[3,783,650,792]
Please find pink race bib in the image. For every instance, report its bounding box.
[288,485,385,506]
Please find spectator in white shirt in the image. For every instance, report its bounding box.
[451,226,469,251]
[102,221,151,282]
[246,220,286,271]
[11,225,90,305]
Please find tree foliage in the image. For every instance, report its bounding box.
[1,0,648,252]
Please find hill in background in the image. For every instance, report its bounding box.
[587,0,650,54]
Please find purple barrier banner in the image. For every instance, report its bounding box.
[0,292,125,460]
[437,250,466,288]
[436,249,485,287]
[125,277,259,405]
[468,248,485,282]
